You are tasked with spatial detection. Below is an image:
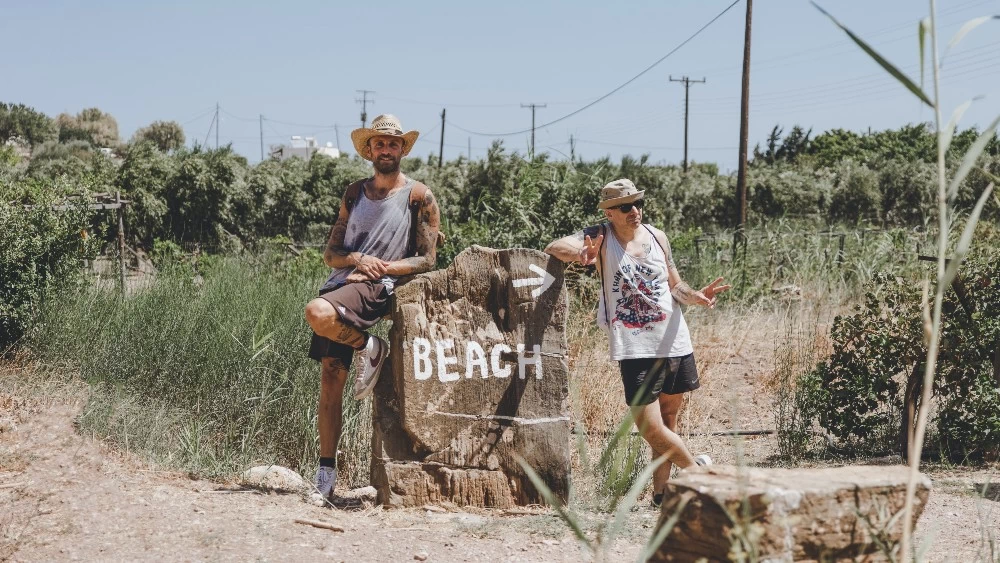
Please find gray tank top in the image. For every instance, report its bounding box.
[321,179,415,293]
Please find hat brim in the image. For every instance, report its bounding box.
[351,129,419,161]
[599,190,645,209]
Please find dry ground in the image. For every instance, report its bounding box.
[2,297,998,562]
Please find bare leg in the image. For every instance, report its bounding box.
[305,298,366,349]
[651,392,686,495]
[631,401,696,490]
[318,357,348,459]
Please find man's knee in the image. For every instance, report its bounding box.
[305,298,339,330]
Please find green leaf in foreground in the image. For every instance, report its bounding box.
[947,16,1000,53]
[639,496,691,563]
[514,454,593,553]
[946,114,1000,201]
[813,2,933,108]
[919,17,930,89]
[943,183,994,285]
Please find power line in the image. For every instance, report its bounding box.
[180,107,216,125]
[202,110,217,148]
[669,76,706,172]
[694,40,1000,107]
[356,89,375,128]
[521,103,546,157]
[574,139,737,151]
[220,108,259,122]
[379,95,585,108]
[264,117,335,128]
[695,0,996,78]
[449,0,742,137]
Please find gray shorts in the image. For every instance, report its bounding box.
[308,281,390,368]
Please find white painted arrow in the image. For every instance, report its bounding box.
[512,263,555,298]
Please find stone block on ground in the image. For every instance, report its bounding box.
[650,465,931,562]
[371,246,570,508]
[240,465,307,492]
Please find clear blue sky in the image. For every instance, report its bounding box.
[3,1,998,171]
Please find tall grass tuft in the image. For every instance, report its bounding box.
[29,252,376,486]
[816,2,999,560]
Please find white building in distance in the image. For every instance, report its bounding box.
[269,136,341,161]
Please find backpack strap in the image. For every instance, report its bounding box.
[642,224,671,265]
[585,223,611,327]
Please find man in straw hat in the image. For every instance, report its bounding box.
[544,178,729,506]
[304,114,440,505]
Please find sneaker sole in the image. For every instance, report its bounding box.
[354,346,389,400]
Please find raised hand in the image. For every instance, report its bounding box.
[578,233,604,266]
[699,277,732,308]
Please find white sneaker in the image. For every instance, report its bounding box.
[309,465,337,506]
[355,335,389,400]
[694,454,713,467]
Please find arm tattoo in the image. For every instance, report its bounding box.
[671,281,696,303]
[324,214,350,263]
[663,236,677,269]
[391,188,441,275]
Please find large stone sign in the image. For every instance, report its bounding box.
[650,465,932,562]
[371,246,570,508]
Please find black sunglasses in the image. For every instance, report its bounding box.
[611,199,645,213]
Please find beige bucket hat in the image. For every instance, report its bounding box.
[598,178,645,209]
[351,114,419,161]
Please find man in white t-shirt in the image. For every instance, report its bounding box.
[544,178,729,505]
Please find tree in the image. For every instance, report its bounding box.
[131,120,185,152]
[0,103,57,147]
[57,107,120,148]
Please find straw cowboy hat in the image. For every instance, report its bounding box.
[598,178,645,209]
[351,114,420,161]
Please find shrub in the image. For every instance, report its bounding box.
[0,199,97,351]
[828,161,880,225]
[803,250,1000,460]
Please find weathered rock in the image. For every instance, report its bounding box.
[650,465,931,562]
[371,246,570,508]
[240,465,307,492]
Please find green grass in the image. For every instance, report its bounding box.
[28,251,375,486]
[24,222,995,489]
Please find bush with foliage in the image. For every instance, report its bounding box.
[803,248,1000,460]
[0,102,57,147]
[130,120,185,152]
[0,197,98,350]
[56,107,120,148]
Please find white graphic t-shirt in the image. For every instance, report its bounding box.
[596,225,693,360]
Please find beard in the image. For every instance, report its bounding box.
[373,155,400,174]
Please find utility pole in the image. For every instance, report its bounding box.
[334,124,341,152]
[259,115,264,161]
[570,135,575,161]
[356,90,375,128]
[521,103,546,157]
[736,0,753,238]
[439,108,446,168]
[467,137,471,160]
[669,75,706,172]
[215,102,220,149]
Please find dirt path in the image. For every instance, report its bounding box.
[1,394,646,563]
[2,372,996,562]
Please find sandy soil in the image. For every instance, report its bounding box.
[1,392,648,563]
[2,299,997,562]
